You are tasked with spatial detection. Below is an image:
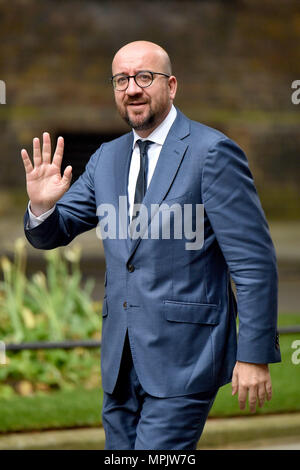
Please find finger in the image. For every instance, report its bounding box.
[52,136,64,168]
[266,379,272,401]
[258,383,266,408]
[248,385,258,413]
[62,165,72,187]
[21,149,33,173]
[231,371,238,396]
[33,137,42,167]
[42,132,51,163]
[238,385,248,411]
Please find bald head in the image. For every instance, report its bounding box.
[111,41,177,137]
[112,41,172,76]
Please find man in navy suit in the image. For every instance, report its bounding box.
[21,41,281,450]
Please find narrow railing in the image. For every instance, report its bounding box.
[5,339,101,351]
[2,325,300,352]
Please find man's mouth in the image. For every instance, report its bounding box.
[127,102,147,107]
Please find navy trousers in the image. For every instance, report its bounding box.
[102,333,218,450]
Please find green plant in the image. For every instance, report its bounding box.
[0,239,101,395]
[0,239,27,342]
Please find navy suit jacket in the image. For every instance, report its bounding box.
[24,108,281,397]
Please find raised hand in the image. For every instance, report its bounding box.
[21,132,72,216]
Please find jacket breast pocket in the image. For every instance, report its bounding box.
[163,300,220,325]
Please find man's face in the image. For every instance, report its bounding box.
[112,46,177,136]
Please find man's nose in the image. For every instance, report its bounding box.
[126,77,142,95]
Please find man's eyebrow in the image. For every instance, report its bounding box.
[112,71,130,77]
[113,70,152,76]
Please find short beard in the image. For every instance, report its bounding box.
[124,109,156,131]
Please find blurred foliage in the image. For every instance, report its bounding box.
[0,239,102,397]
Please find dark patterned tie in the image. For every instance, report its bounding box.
[132,139,153,216]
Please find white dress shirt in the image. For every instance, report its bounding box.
[28,105,177,227]
[128,104,177,219]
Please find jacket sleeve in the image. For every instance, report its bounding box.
[202,137,281,364]
[24,145,103,250]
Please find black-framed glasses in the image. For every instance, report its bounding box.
[111,70,170,91]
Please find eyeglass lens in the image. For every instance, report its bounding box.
[113,71,153,90]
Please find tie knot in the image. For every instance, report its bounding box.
[136,139,153,156]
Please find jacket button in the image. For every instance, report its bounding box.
[128,264,135,273]
[123,301,127,309]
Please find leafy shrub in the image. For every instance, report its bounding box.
[0,239,101,397]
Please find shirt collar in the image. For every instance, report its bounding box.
[132,104,177,149]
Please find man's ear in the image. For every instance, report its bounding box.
[168,76,177,101]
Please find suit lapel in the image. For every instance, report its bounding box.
[128,109,190,260]
[109,132,133,253]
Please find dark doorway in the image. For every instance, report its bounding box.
[56,131,123,183]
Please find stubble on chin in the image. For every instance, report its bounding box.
[124,110,156,131]
[118,102,155,131]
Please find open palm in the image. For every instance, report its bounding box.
[21,132,72,216]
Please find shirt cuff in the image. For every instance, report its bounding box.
[27,201,56,229]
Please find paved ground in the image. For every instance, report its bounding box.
[199,413,300,450]
[238,439,300,450]
[0,413,299,450]
[206,438,300,450]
